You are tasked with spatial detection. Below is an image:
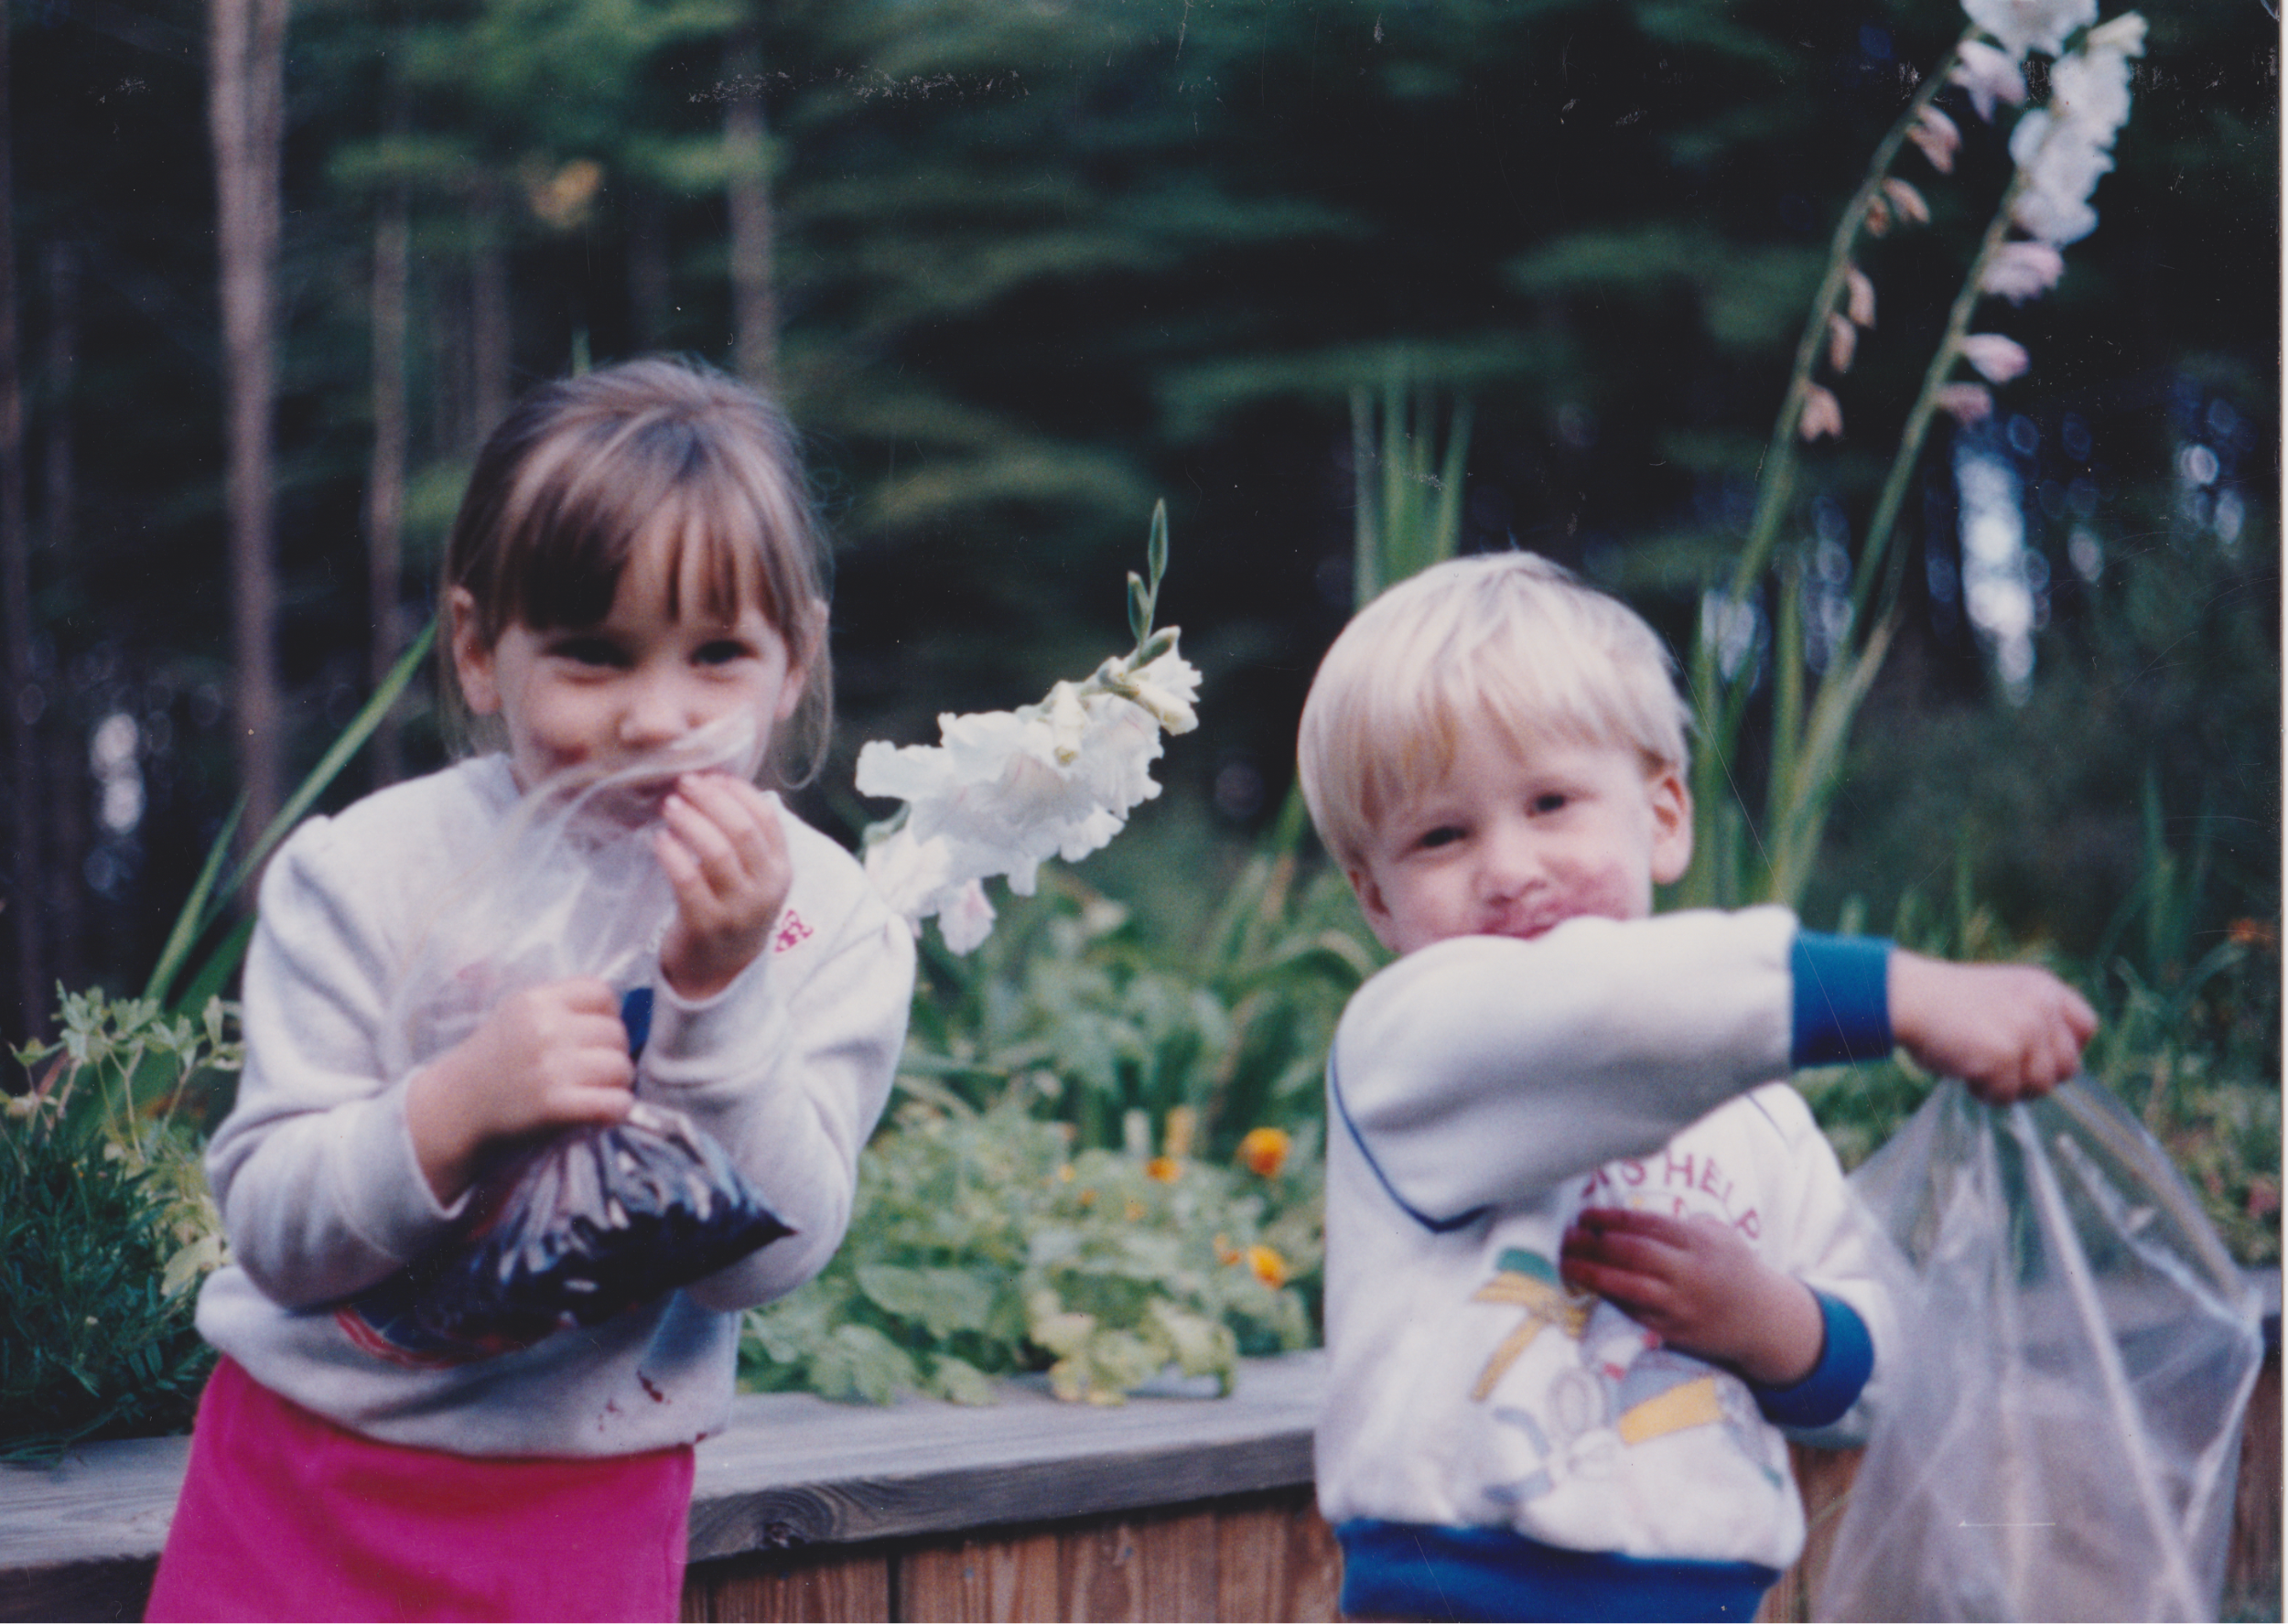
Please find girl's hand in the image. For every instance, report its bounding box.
[1559,1206,1824,1387]
[655,773,793,1001]
[1888,952,2097,1105]
[407,977,634,1204]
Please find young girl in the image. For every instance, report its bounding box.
[146,359,916,1622]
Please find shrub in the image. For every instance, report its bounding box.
[3,992,241,1461]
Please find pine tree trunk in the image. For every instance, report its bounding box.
[365,194,408,787]
[208,0,289,847]
[628,188,670,353]
[42,242,83,1003]
[0,11,46,1047]
[724,16,776,386]
[471,189,510,443]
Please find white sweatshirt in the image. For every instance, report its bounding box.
[1316,907,1893,1576]
[195,756,914,1457]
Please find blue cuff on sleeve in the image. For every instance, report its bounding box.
[1790,931,1894,1067]
[1751,1291,1874,1428]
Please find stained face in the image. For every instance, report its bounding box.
[1346,724,1692,957]
[452,526,804,799]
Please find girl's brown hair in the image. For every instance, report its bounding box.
[442,357,834,785]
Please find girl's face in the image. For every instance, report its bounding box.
[451,525,805,795]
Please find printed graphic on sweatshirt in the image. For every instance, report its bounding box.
[1468,1246,1786,1510]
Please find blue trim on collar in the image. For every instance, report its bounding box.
[1335,1519,1778,1621]
[1748,1291,1874,1428]
[1790,932,1894,1067]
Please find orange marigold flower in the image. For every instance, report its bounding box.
[1238,1126,1290,1179]
[1247,1244,1290,1288]
[2228,918,2277,950]
[1146,1156,1182,1184]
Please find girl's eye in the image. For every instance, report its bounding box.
[550,636,625,669]
[1529,792,1570,816]
[1418,825,1465,851]
[694,639,756,667]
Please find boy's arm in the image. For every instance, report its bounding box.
[1332,908,1809,1227]
[1889,950,2096,1102]
[1334,910,2095,1230]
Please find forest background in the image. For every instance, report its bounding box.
[0,0,2278,1285]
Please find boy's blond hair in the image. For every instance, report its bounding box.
[1296,553,1692,870]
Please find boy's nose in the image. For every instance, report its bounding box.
[1476,826,1543,900]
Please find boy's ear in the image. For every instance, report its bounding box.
[448,587,502,716]
[1646,765,1693,886]
[1344,862,1406,954]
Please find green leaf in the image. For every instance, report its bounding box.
[855,1263,997,1337]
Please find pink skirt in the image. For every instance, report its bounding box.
[146,1357,695,1622]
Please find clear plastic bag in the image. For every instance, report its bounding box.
[1816,1078,2264,1622]
[343,718,793,1366]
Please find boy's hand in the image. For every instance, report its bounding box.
[656,773,793,1002]
[407,977,635,1204]
[1888,951,2096,1105]
[1559,1207,1824,1387]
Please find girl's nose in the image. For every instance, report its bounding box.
[617,672,691,747]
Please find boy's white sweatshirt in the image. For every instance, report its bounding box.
[195,756,915,1457]
[1316,906,1891,1574]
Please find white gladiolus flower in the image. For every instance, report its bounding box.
[1960,333,2032,383]
[935,880,998,954]
[1964,0,2096,59]
[1951,39,2028,122]
[2005,14,2140,246]
[1982,241,2067,301]
[857,633,1204,952]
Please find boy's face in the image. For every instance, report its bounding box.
[1345,724,1692,957]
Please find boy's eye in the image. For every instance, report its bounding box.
[1528,792,1570,815]
[694,639,755,667]
[1418,825,1465,850]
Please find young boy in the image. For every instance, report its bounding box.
[1296,553,2094,1622]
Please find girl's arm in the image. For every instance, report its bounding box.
[206,814,472,1308]
[635,819,916,1311]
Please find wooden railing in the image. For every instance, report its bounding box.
[4,1307,2278,1623]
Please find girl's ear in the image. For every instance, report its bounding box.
[771,597,827,720]
[448,587,502,716]
[1646,765,1694,886]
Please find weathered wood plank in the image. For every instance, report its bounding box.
[686,1546,891,1623]
[2228,1346,2282,1606]
[895,1527,1063,1620]
[0,1557,155,1624]
[1214,1490,1342,1623]
[685,1355,1322,1558]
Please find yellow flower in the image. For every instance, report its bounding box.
[1247,1244,1290,1288]
[1237,1126,1290,1179]
[1145,1156,1182,1184]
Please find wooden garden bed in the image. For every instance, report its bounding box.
[3,1299,2278,1623]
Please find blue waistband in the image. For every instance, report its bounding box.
[1335,1519,1778,1622]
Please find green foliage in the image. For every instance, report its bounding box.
[739,1092,1320,1405]
[3,991,243,1462]
[902,801,1378,1161]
